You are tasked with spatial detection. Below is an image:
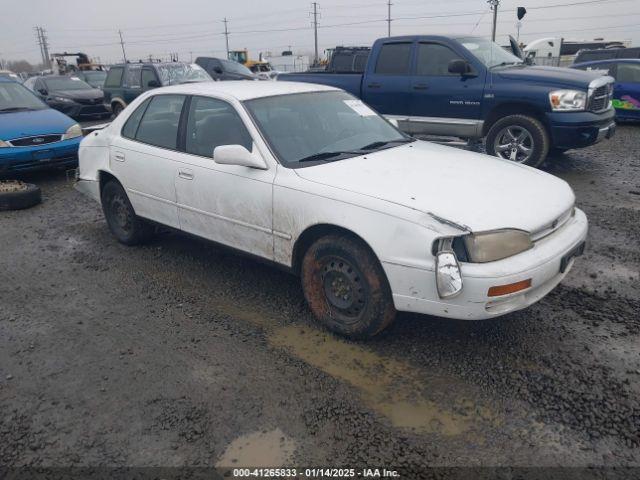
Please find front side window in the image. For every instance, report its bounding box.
[134,94,186,150]
[375,43,412,75]
[244,91,409,167]
[416,43,461,76]
[617,63,640,83]
[185,96,252,157]
[458,36,523,68]
[125,65,142,88]
[105,67,124,88]
[141,69,158,88]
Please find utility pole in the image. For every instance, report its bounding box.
[487,0,499,42]
[387,0,392,37]
[35,27,46,68]
[118,30,127,63]
[223,18,230,59]
[311,2,319,66]
[41,28,51,70]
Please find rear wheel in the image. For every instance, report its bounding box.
[485,114,549,168]
[101,181,154,245]
[301,235,396,339]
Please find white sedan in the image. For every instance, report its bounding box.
[76,81,588,338]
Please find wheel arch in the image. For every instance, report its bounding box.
[110,97,127,111]
[291,223,382,276]
[482,101,549,136]
[98,170,122,198]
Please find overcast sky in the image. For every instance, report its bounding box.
[2,0,639,65]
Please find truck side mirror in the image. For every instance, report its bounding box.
[146,80,160,88]
[448,59,472,75]
[214,67,223,74]
[38,88,48,96]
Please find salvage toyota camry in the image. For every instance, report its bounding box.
[76,82,588,338]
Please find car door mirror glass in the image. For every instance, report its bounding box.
[213,144,267,169]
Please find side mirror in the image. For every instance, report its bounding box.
[214,67,223,74]
[38,88,48,96]
[213,144,267,169]
[146,80,160,88]
[448,59,472,76]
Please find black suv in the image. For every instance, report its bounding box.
[102,62,211,116]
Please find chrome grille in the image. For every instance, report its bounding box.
[8,134,63,147]
[589,81,613,113]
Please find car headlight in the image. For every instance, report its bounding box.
[62,123,83,140]
[463,229,533,263]
[0,139,9,148]
[549,89,587,111]
[436,250,463,299]
[52,96,74,103]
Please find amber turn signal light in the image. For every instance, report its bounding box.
[487,279,532,297]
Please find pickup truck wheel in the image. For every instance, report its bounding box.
[101,181,154,245]
[111,103,124,117]
[301,235,396,339]
[486,115,549,168]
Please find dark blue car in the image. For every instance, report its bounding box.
[0,77,82,174]
[572,59,640,121]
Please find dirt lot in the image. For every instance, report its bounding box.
[1,125,639,476]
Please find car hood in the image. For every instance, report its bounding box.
[52,88,104,100]
[497,65,604,89]
[294,140,575,233]
[0,108,75,139]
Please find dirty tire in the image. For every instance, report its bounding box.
[301,235,396,339]
[101,180,154,246]
[111,103,124,117]
[0,182,41,211]
[485,114,549,168]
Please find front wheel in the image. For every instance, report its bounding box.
[111,102,124,117]
[301,235,396,339]
[101,181,154,245]
[485,114,549,168]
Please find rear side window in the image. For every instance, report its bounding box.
[617,63,640,83]
[121,98,151,139]
[375,43,412,75]
[416,43,460,76]
[134,94,186,150]
[185,96,252,157]
[125,65,142,88]
[331,54,353,72]
[104,67,124,88]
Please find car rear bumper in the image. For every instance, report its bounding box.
[384,208,588,320]
[547,109,616,149]
[0,137,81,174]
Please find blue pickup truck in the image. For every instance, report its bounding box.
[279,35,616,167]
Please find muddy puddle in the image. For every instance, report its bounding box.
[216,428,296,467]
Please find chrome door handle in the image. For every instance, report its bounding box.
[178,169,194,180]
[114,152,125,162]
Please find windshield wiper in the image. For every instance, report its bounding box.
[0,107,34,113]
[297,151,362,163]
[359,138,414,150]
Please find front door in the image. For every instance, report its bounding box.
[174,95,275,259]
[410,42,485,134]
[109,94,186,228]
[613,62,640,120]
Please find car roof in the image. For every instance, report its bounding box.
[574,58,640,65]
[153,81,339,101]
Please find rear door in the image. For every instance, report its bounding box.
[613,62,640,119]
[103,66,124,104]
[361,42,412,116]
[410,42,485,125]
[109,94,186,228]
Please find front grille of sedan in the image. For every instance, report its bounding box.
[76,97,102,105]
[589,83,613,113]
[8,134,63,147]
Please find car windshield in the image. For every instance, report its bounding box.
[82,71,107,86]
[44,77,93,91]
[0,81,46,111]
[244,90,410,167]
[458,37,524,68]
[221,59,253,76]
[156,63,211,85]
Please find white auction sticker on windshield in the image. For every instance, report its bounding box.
[344,99,376,117]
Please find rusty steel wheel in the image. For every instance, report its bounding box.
[101,181,154,246]
[301,235,396,339]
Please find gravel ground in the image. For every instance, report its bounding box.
[1,125,639,476]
